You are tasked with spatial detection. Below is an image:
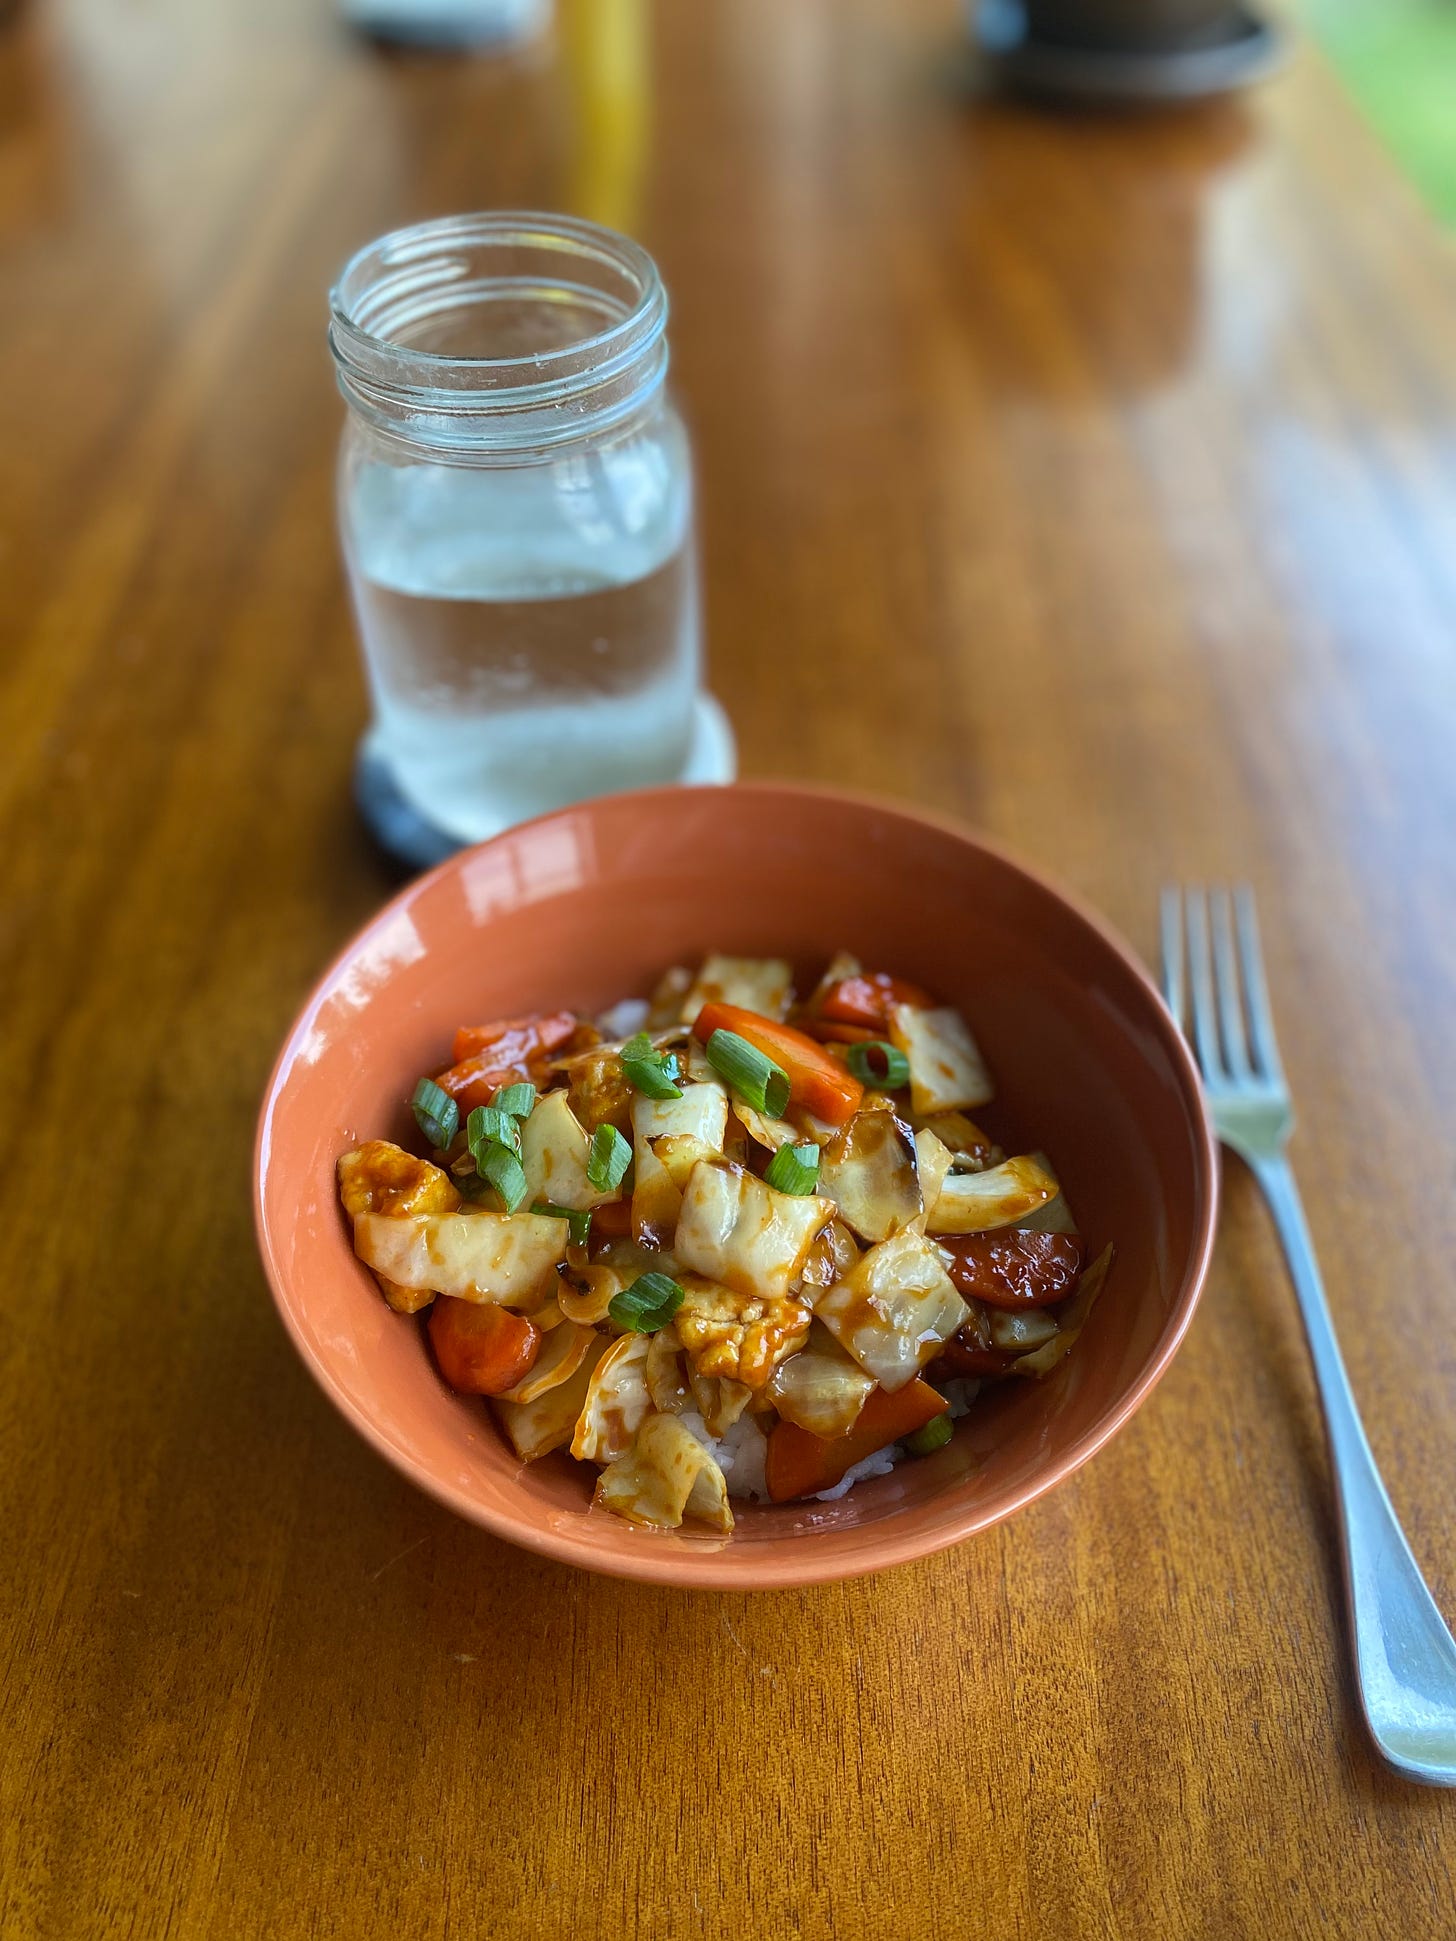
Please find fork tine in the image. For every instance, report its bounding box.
[1185,888,1225,1084]
[1159,886,1186,1028]
[1233,886,1285,1083]
[1210,888,1252,1078]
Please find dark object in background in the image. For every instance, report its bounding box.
[975,0,1283,105]
[1024,0,1240,52]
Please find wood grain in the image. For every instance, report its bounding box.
[3,0,1456,1934]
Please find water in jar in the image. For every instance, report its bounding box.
[343,434,699,841]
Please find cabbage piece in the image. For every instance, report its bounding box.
[686,1367,753,1437]
[768,1320,876,1437]
[731,1099,800,1152]
[674,1159,833,1304]
[818,1109,922,1243]
[339,1142,463,1313]
[798,1218,862,1297]
[1020,1196,1077,1235]
[926,1155,1059,1235]
[909,1111,1001,1172]
[1011,1243,1114,1377]
[353,1209,567,1307]
[645,1322,692,1413]
[804,948,863,1013]
[1016,1152,1078,1235]
[679,954,794,1024]
[632,1168,681,1251]
[632,1084,728,1165]
[493,1334,610,1462]
[912,1127,955,1230]
[593,1413,734,1532]
[651,1133,721,1191]
[519,1089,620,1212]
[682,1038,716,1085]
[816,1229,968,1391]
[987,1308,1059,1352]
[675,1274,812,1389]
[645,965,695,1031]
[631,1084,729,1247]
[889,1004,994,1115]
[571,1332,653,1464]
[498,1320,600,1403]
[595,997,649,1040]
[786,1107,844,1149]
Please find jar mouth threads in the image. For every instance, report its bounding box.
[329,213,670,451]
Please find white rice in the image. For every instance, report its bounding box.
[941,1377,982,1419]
[806,1380,981,1502]
[812,1445,900,1501]
[674,1380,981,1509]
[678,1409,770,1502]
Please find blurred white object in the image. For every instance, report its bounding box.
[342,0,550,48]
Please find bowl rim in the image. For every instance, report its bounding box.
[253,780,1220,1588]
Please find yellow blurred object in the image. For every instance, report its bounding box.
[558,0,648,231]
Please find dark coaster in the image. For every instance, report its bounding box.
[354,694,738,871]
[977,1,1284,103]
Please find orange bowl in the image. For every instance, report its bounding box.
[254,783,1217,1587]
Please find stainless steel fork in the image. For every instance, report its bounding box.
[1162,886,1456,1786]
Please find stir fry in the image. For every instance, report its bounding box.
[338,954,1113,1534]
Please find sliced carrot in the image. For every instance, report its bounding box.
[451,1011,576,1067]
[691,1001,863,1127]
[939,1231,1086,1310]
[806,1020,878,1046]
[436,1011,577,1110]
[931,1338,1018,1379]
[427,1297,540,1396]
[818,972,935,1033]
[765,1378,949,1503]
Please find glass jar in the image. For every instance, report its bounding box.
[329,213,703,845]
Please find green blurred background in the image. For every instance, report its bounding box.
[1303,0,1456,224]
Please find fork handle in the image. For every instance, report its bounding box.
[1252,1154,1456,1782]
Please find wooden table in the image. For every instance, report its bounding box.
[4,1,1455,1933]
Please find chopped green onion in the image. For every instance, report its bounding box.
[467,1105,521,1159]
[904,1413,954,1458]
[608,1271,685,1334]
[493,1081,537,1119]
[478,1142,529,1214]
[764,1142,821,1196]
[586,1123,632,1193]
[457,1169,497,1203]
[411,1076,458,1151]
[531,1201,593,1248]
[619,1031,683,1101]
[705,1028,790,1118]
[845,1040,911,1088]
